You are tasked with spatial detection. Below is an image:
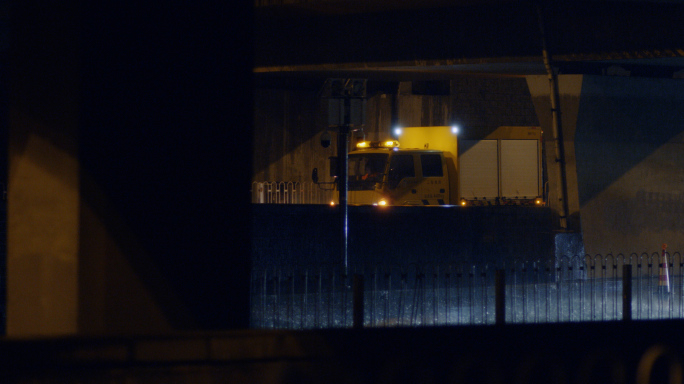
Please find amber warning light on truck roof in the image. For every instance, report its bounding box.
[356,140,400,149]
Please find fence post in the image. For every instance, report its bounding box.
[353,274,364,328]
[496,269,505,325]
[623,264,632,322]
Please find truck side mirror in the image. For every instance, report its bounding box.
[312,168,319,184]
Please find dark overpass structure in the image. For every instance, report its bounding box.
[4,1,684,383]
[255,0,684,76]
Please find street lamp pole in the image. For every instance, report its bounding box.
[338,117,349,274]
[326,79,366,275]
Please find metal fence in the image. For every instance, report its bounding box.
[250,181,333,204]
[250,253,684,329]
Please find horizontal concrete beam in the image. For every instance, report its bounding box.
[255,1,684,72]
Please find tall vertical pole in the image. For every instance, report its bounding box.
[327,78,365,276]
[537,3,569,230]
[339,99,350,275]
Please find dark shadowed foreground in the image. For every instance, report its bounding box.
[1,320,683,383]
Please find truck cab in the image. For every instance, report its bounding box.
[344,140,455,206]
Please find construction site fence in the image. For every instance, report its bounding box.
[250,181,333,204]
[250,252,684,329]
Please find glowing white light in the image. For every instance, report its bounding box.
[451,125,459,134]
[394,127,402,137]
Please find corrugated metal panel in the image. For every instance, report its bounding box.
[500,140,539,198]
[459,140,498,200]
[422,96,449,126]
[397,95,422,127]
[253,89,332,183]
[364,94,392,140]
[398,95,451,128]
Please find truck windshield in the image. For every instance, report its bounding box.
[348,153,388,191]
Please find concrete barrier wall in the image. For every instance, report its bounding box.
[252,204,555,269]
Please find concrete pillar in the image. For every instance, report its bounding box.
[8,0,251,336]
[7,2,177,337]
[8,115,80,335]
[7,3,81,336]
[529,74,684,256]
[572,75,684,256]
[526,75,584,232]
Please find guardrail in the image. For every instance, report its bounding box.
[251,253,684,329]
[250,181,333,204]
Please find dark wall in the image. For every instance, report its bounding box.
[450,77,539,137]
[253,89,327,182]
[252,205,554,270]
[253,76,539,184]
[77,1,252,329]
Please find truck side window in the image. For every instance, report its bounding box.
[421,154,443,177]
[388,154,415,189]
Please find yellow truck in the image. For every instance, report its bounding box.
[324,126,544,206]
